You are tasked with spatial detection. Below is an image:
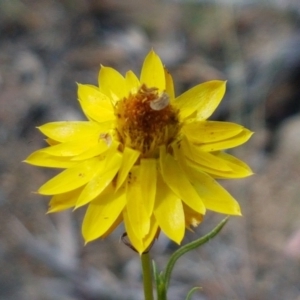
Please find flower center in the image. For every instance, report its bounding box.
[115,84,180,157]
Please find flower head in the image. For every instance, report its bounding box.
[25,50,253,253]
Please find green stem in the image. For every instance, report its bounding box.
[141,252,154,300]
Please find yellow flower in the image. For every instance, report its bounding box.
[25,50,253,254]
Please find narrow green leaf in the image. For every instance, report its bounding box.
[185,287,202,300]
[164,216,229,289]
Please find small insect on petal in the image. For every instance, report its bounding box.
[99,133,112,147]
[150,92,170,111]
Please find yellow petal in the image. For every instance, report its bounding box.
[123,209,144,254]
[24,149,77,168]
[98,66,127,101]
[153,173,185,244]
[126,166,150,240]
[197,129,253,152]
[125,70,140,95]
[182,121,244,144]
[40,135,99,157]
[122,212,159,254]
[71,139,110,161]
[38,158,102,195]
[82,187,126,242]
[180,136,232,171]
[172,143,244,214]
[191,157,248,179]
[78,84,115,122]
[142,215,159,251]
[160,146,206,214]
[140,50,165,91]
[164,68,175,101]
[48,187,84,212]
[76,152,123,208]
[186,163,241,215]
[175,141,251,179]
[116,147,140,190]
[38,121,101,143]
[174,81,226,120]
[173,140,220,178]
[45,138,60,146]
[101,213,123,238]
[213,151,253,178]
[140,159,157,217]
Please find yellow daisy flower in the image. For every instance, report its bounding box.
[25,50,253,254]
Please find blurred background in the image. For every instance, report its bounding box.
[1,0,300,299]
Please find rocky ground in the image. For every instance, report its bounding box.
[1,1,300,299]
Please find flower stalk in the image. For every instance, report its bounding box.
[141,252,154,300]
